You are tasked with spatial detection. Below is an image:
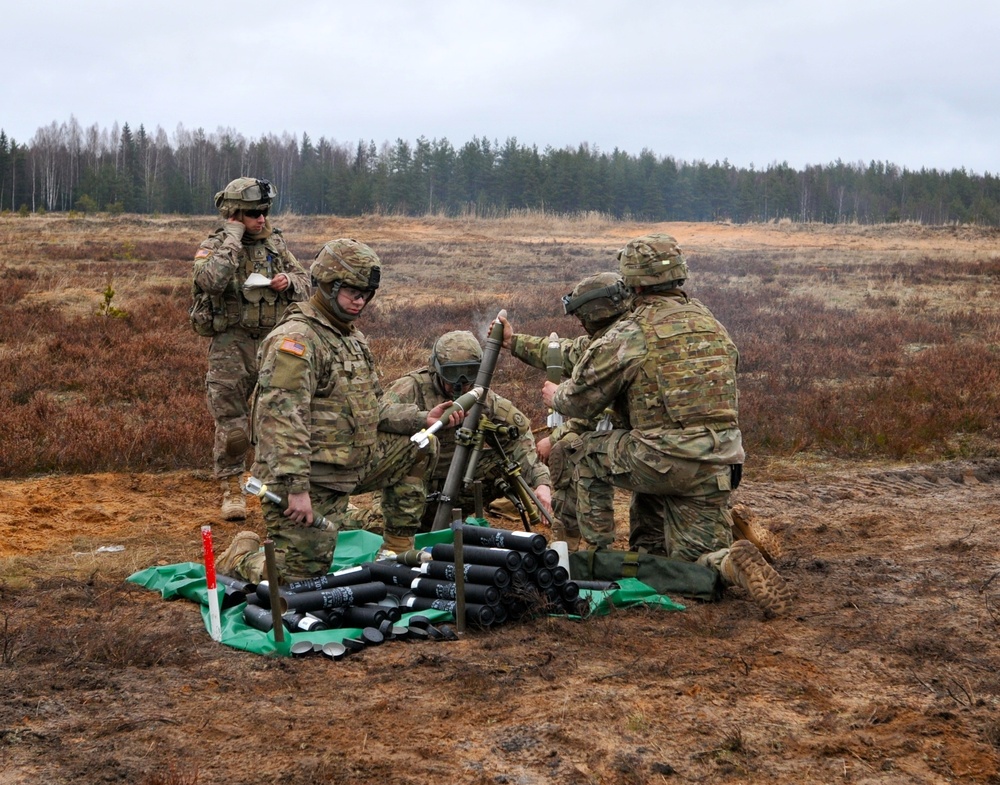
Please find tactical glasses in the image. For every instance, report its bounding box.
[436,361,480,386]
[238,179,277,202]
[338,284,376,303]
[243,207,269,218]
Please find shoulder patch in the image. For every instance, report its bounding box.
[194,248,211,259]
[279,337,307,357]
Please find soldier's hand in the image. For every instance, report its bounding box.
[542,380,559,409]
[495,314,514,350]
[223,218,246,241]
[534,484,554,519]
[270,273,290,292]
[536,435,552,462]
[284,491,315,527]
[427,400,465,429]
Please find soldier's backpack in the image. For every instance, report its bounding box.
[569,547,723,602]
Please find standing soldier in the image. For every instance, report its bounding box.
[191,177,309,522]
[215,239,460,583]
[542,235,792,616]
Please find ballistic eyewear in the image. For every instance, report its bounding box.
[339,284,376,303]
[436,361,480,386]
[243,207,269,218]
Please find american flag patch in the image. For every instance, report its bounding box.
[279,338,306,357]
[194,248,211,259]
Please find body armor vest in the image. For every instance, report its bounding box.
[626,295,739,432]
[213,238,291,334]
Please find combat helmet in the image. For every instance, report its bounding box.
[311,238,382,321]
[561,272,630,335]
[617,233,688,288]
[430,330,482,398]
[214,177,276,218]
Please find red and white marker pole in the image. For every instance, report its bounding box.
[201,525,223,642]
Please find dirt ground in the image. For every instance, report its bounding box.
[2,215,1000,784]
[1,458,999,785]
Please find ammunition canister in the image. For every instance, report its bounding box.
[410,577,501,607]
[430,543,522,571]
[455,523,547,555]
[364,561,421,587]
[243,603,275,632]
[403,595,496,628]
[283,581,388,613]
[419,560,511,588]
[284,565,373,594]
[540,548,560,569]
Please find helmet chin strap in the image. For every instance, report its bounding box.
[318,282,362,322]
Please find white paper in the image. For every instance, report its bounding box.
[243,272,272,289]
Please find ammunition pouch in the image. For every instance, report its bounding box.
[189,287,216,337]
[569,547,723,602]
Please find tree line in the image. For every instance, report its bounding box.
[2,117,998,225]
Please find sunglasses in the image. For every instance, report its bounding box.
[243,208,269,219]
[340,285,376,303]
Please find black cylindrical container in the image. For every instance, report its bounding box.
[534,568,554,589]
[455,523,547,555]
[282,611,329,633]
[243,603,274,632]
[571,579,619,592]
[284,565,373,594]
[540,548,560,569]
[419,560,511,588]
[561,581,581,602]
[403,595,496,627]
[550,565,569,586]
[283,581,388,613]
[338,604,388,629]
[432,543,522,571]
[364,561,421,587]
[216,573,255,593]
[520,553,538,574]
[411,577,501,607]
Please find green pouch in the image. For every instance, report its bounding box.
[569,547,722,602]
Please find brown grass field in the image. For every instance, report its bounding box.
[1,213,1000,784]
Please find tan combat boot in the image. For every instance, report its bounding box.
[730,504,782,563]
[720,540,793,617]
[381,531,414,555]
[216,531,261,577]
[220,476,246,521]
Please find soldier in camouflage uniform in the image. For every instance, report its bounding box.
[380,330,553,529]
[215,239,460,583]
[191,177,310,522]
[542,235,792,616]
[497,272,631,548]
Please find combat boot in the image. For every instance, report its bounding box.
[220,476,246,521]
[216,531,260,577]
[730,504,782,563]
[381,531,414,555]
[720,540,792,617]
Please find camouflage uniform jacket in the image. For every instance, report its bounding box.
[382,368,551,489]
[251,301,427,495]
[552,291,745,465]
[512,331,623,443]
[193,225,309,336]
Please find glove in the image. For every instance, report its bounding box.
[222,221,246,242]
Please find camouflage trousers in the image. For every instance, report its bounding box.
[206,327,262,479]
[239,432,437,582]
[555,429,734,560]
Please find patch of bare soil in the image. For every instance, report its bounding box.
[1,459,999,785]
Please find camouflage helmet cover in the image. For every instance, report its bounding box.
[430,330,482,387]
[617,233,689,287]
[311,238,382,291]
[214,177,276,217]
[562,271,630,324]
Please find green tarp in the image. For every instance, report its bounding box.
[128,529,685,657]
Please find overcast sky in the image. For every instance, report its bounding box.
[5,0,997,174]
